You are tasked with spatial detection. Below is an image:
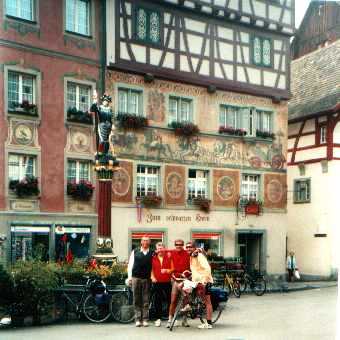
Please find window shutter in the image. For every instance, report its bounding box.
[240,107,249,133]
[138,91,143,116]
[219,106,225,127]
[253,37,262,65]
[168,97,177,124]
[262,39,271,67]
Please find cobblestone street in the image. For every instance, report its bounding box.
[1,287,337,340]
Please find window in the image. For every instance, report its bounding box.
[136,165,160,197]
[252,36,272,67]
[241,174,259,200]
[67,160,90,183]
[11,226,50,263]
[118,88,143,115]
[192,232,222,256]
[5,0,34,21]
[188,169,208,200]
[219,105,242,129]
[169,96,193,124]
[131,232,164,252]
[8,71,36,111]
[135,6,161,44]
[66,0,90,36]
[55,226,90,261]
[294,179,311,203]
[8,154,36,181]
[67,82,91,113]
[320,126,327,144]
[256,110,273,133]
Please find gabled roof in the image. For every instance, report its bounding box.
[288,39,340,121]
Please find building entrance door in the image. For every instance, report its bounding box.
[237,231,266,273]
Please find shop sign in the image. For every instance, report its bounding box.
[11,226,50,233]
[145,213,209,224]
[55,227,91,234]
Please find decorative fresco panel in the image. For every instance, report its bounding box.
[111,128,285,171]
[67,126,94,154]
[164,165,185,205]
[8,120,38,147]
[213,169,239,207]
[264,173,287,209]
[112,160,133,203]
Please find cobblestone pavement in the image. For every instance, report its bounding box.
[1,287,337,340]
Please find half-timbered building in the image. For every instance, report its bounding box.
[106,0,295,276]
[287,39,340,279]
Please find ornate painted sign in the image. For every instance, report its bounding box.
[164,165,185,205]
[112,161,133,202]
[213,170,239,207]
[264,174,286,209]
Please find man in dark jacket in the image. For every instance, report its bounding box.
[128,236,152,327]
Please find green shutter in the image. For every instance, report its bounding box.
[219,106,225,127]
[240,108,249,133]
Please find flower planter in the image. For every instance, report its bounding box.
[169,121,200,137]
[116,113,148,130]
[67,180,95,201]
[219,126,247,137]
[9,176,40,198]
[240,199,263,216]
[137,194,162,208]
[256,130,275,140]
[192,197,211,213]
[9,101,38,116]
[67,107,93,125]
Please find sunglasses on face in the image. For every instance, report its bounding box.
[175,244,184,247]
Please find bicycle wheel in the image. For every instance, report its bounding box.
[239,274,249,293]
[232,280,241,298]
[83,294,111,323]
[169,294,184,331]
[111,291,135,324]
[252,277,266,296]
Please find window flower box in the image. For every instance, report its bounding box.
[67,107,93,125]
[256,130,275,140]
[169,121,200,137]
[219,126,247,137]
[137,194,162,208]
[9,100,38,116]
[240,198,263,216]
[116,112,148,130]
[9,176,40,198]
[192,196,211,213]
[67,180,95,201]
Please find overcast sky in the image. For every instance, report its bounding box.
[295,0,312,28]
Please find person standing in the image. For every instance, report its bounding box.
[127,237,153,327]
[167,239,191,328]
[151,242,174,327]
[286,251,297,282]
[186,241,214,329]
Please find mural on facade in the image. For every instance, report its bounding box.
[147,90,165,122]
[164,165,186,205]
[111,128,285,170]
[112,161,133,202]
[264,174,287,209]
[213,170,239,207]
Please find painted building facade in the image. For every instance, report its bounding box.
[287,39,340,279]
[106,0,294,276]
[0,0,104,265]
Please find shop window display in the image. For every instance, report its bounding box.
[192,232,222,256]
[11,226,50,262]
[55,226,90,262]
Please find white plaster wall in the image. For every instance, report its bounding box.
[289,122,302,136]
[263,71,277,87]
[333,121,340,143]
[333,148,340,158]
[111,206,287,275]
[294,147,326,162]
[302,119,315,133]
[287,161,338,277]
[287,138,295,150]
[297,134,315,148]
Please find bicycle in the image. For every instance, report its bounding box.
[169,272,227,331]
[238,271,266,296]
[56,275,112,323]
[222,271,241,298]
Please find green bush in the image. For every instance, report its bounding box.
[0,264,14,308]
[11,261,59,324]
